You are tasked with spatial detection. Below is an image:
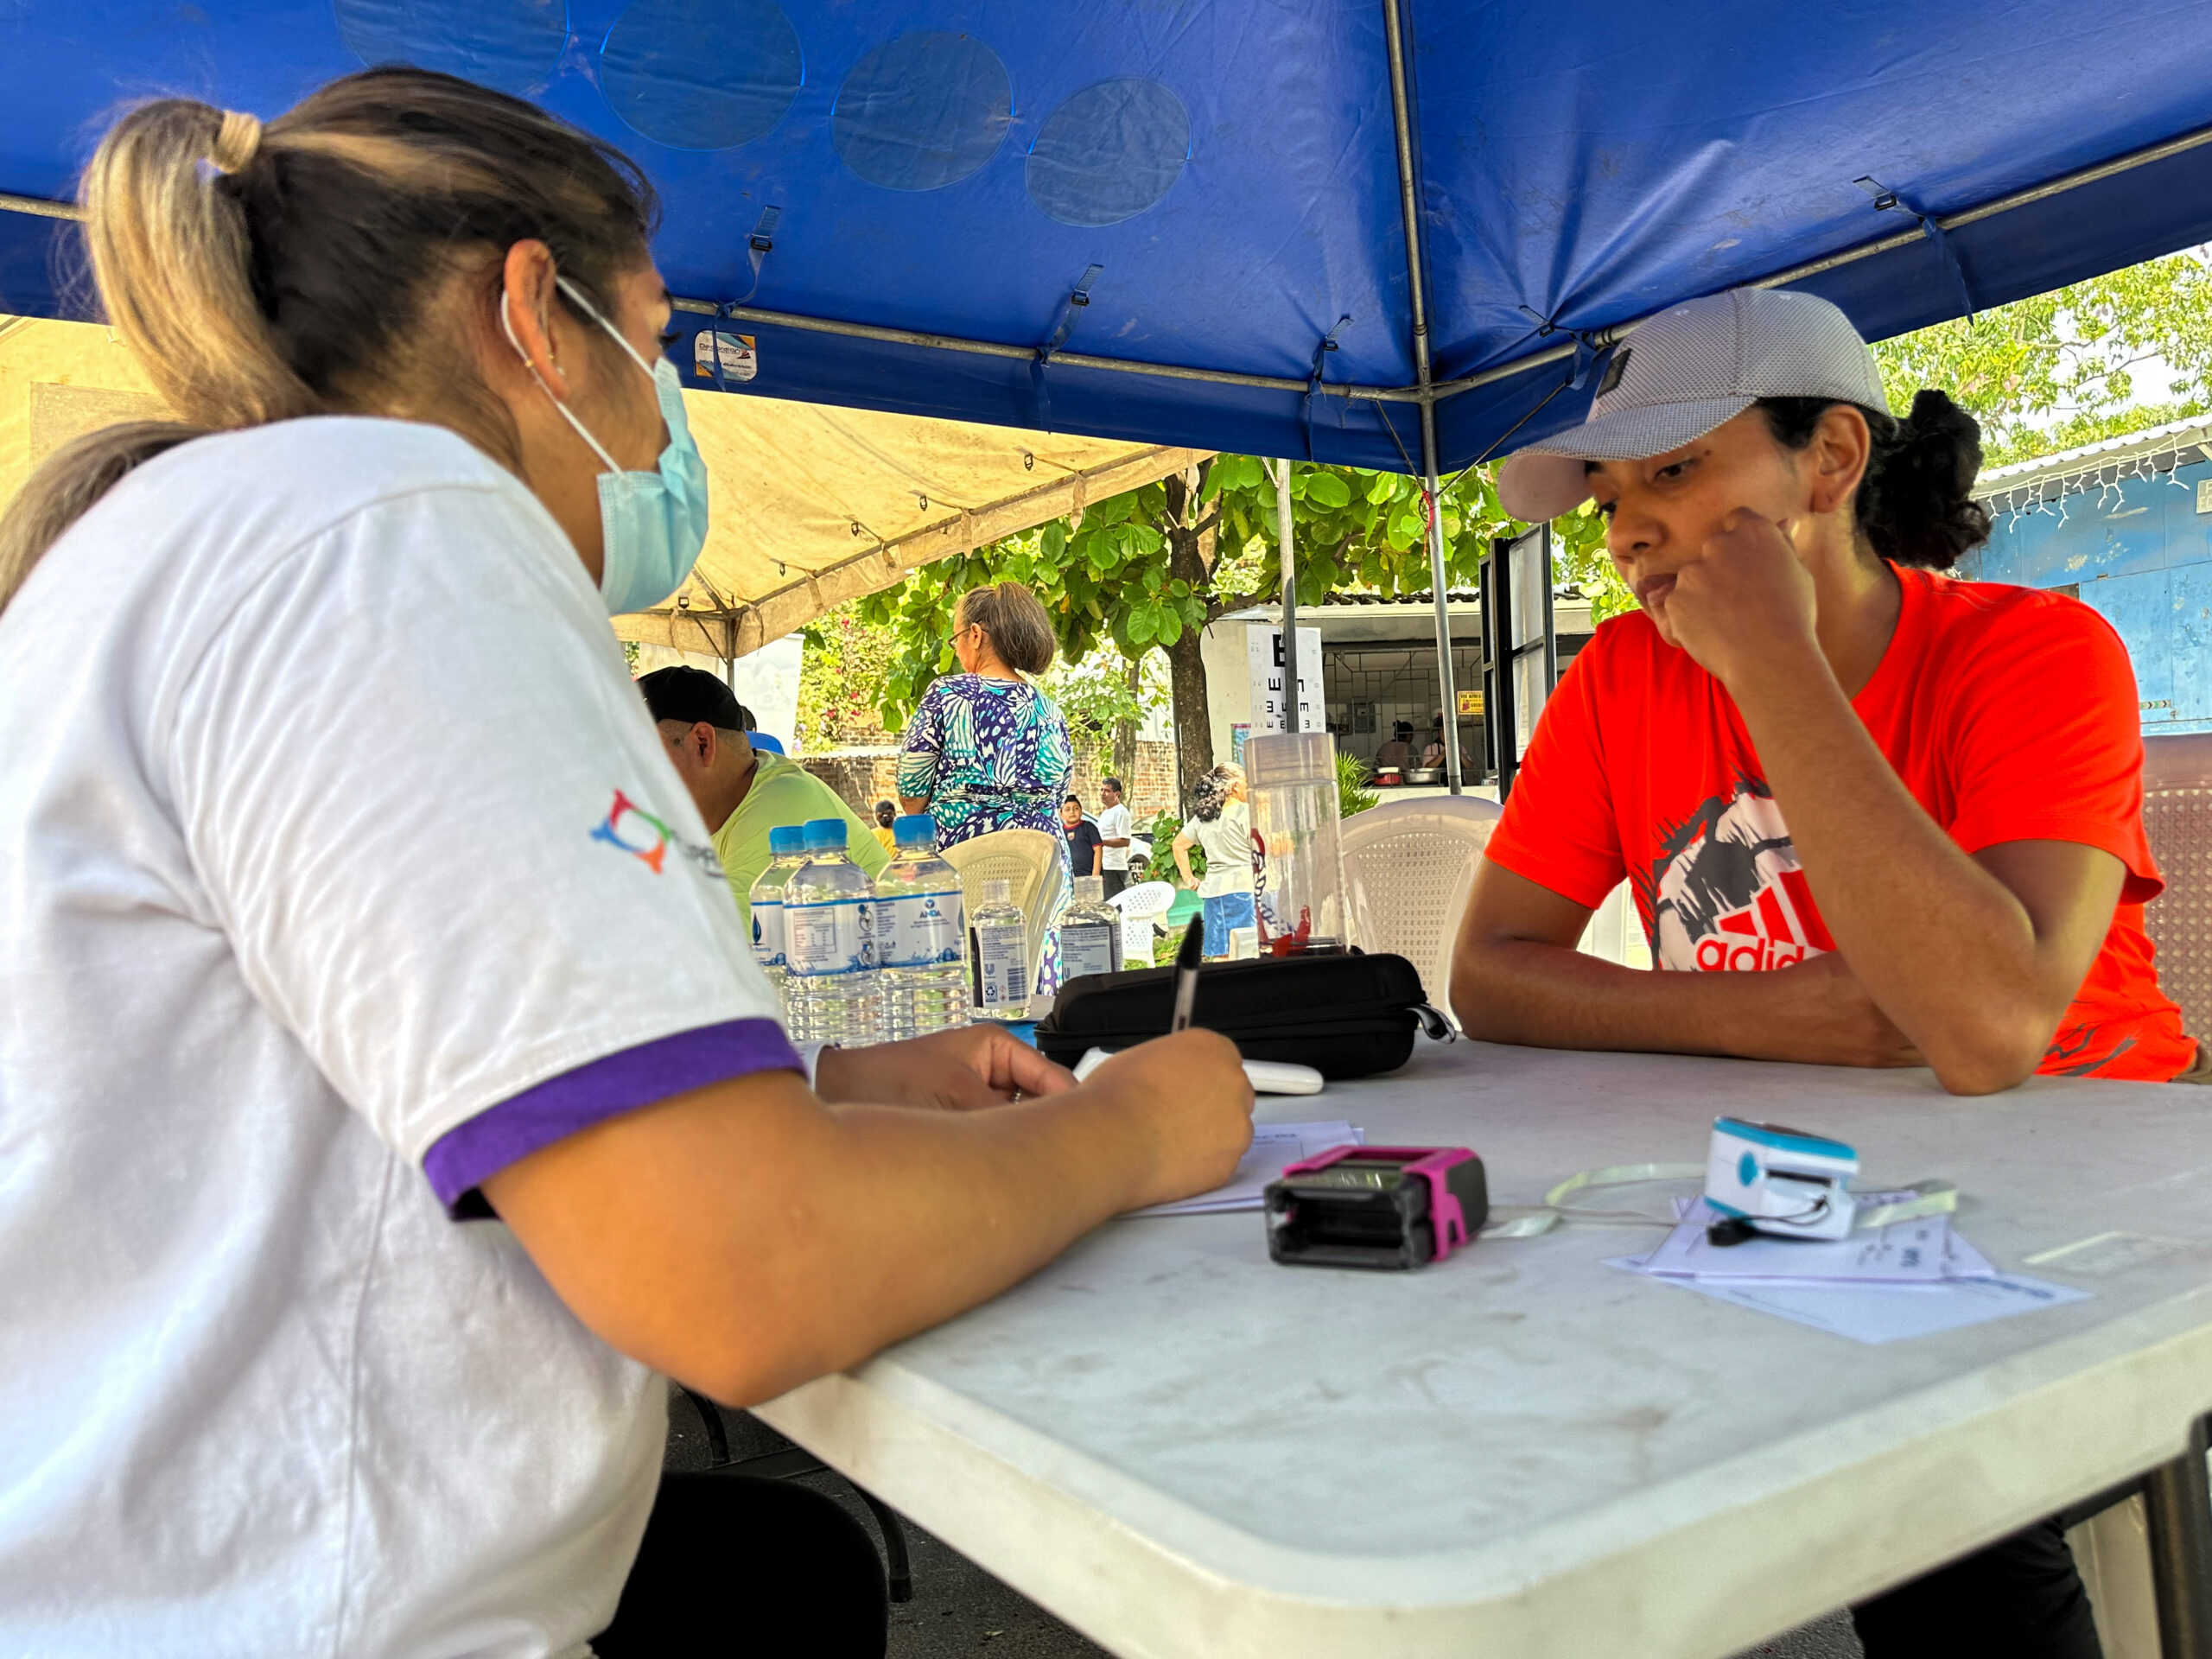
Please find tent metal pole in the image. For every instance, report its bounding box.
[1274,460,1299,735]
[1380,0,1464,795]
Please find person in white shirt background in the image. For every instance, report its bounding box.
[1096,775,1135,897]
[0,67,1251,1659]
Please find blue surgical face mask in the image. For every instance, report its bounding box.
[502,277,710,617]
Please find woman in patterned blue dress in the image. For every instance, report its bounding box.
[897,582,1075,992]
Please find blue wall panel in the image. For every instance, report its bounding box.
[1979,458,2212,734]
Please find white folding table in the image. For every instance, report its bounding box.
[756,1040,2212,1658]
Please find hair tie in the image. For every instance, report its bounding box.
[208,110,263,175]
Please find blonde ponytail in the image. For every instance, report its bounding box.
[85,99,312,429]
[0,99,310,612]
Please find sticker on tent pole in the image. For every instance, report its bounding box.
[694,331,757,383]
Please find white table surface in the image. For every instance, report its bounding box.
[756,1040,2212,1659]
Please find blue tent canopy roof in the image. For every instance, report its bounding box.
[4,0,2211,474]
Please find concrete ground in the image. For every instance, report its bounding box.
[667,1401,1864,1658]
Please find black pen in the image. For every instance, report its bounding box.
[1169,916,1205,1033]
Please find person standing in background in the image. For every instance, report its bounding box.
[639,664,887,925]
[897,582,1075,988]
[1096,775,1135,897]
[871,800,899,856]
[1062,793,1103,879]
[1173,764,1257,959]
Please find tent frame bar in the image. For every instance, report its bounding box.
[8,111,2211,432]
[1380,0,1465,793]
[670,296,1426,401]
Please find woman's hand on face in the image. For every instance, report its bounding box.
[1658,507,1821,690]
[814,1025,1077,1111]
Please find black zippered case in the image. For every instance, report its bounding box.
[1034,952,1449,1079]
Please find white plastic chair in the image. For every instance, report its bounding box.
[1340,797,1502,1019]
[1107,880,1177,967]
[940,827,1066,997]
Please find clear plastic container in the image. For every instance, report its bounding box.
[967,877,1031,1020]
[876,814,969,1041]
[747,823,807,994]
[1243,729,1351,956]
[783,817,882,1046]
[1058,874,1122,982]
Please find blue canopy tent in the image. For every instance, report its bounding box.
[5,0,2212,786]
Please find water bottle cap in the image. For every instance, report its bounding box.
[1073,875,1104,903]
[982,877,1012,904]
[893,813,938,847]
[768,825,806,856]
[803,817,848,851]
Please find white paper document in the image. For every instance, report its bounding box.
[1611,1197,2087,1343]
[1127,1122,1364,1217]
[1643,1201,1954,1284]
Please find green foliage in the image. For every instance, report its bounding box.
[620,640,641,673]
[795,610,904,749]
[1041,652,1170,769]
[1872,249,2212,467]
[1337,750,1379,818]
[1142,809,1192,885]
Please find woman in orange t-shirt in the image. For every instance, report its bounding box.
[1457,288,2192,1094]
[1460,287,2182,1659]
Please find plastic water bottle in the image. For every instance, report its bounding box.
[747,824,806,995]
[784,817,882,1046]
[968,877,1030,1020]
[876,815,969,1040]
[1059,874,1123,982]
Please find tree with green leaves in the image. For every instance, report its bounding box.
[1872,246,2212,466]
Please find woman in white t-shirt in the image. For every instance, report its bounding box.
[1173,764,1257,957]
[0,70,1252,1658]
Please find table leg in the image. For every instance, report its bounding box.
[2146,1414,2212,1658]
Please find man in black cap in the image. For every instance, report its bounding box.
[637,665,887,925]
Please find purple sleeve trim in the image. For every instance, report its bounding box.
[424,1017,803,1217]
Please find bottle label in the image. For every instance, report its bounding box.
[752,897,785,970]
[969,921,1028,1009]
[878,888,964,969]
[787,898,875,976]
[1060,919,1120,982]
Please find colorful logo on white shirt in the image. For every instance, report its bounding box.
[593,788,673,872]
[1649,780,1834,972]
[592,789,724,882]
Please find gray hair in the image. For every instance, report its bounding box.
[1190,765,1239,823]
[957,581,1056,676]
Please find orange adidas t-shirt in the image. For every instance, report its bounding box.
[1484,564,2192,1081]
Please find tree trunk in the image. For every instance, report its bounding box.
[1165,626,1211,810]
[1159,469,1221,811]
[1111,653,1140,790]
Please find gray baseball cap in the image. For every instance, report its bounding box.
[1496,289,1891,524]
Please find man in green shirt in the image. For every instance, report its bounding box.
[637,667,888,928]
